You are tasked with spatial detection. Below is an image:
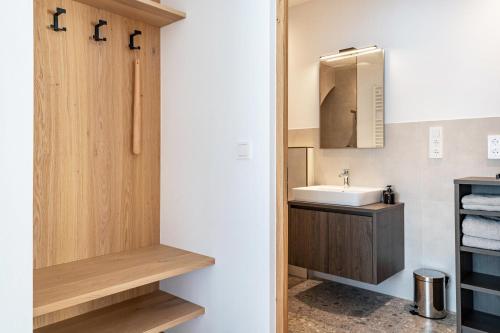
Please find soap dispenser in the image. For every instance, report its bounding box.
[383,185,395,204]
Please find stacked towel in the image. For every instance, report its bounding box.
[462,194,500,211]
[461,194,500,250]
[463,215,500,240]
[463,235,500,251]
[462,214,500,250]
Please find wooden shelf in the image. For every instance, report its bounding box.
[74,0,185,27]
[460,209,500,218]
[34,291,203,333]
[462,310,500,333]
[462,272,500,296]
[461,246,500,257]
[34,245,214,317]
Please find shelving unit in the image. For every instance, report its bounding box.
[33,0,212,331]
[455,177,500,333]
[75,0,185,27]
[35,291,204,333]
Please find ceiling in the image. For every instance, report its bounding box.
[289,0,313,7]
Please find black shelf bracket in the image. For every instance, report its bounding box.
[93,19,107,42]
[50,7,67,32]
[129,30,142,50]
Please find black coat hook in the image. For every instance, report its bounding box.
[50,7,67,32]
[129,30,142,50]
[93,19,107,42]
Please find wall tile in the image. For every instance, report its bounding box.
[289,116,500,311]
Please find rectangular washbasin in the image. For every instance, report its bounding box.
[291,185,383,207]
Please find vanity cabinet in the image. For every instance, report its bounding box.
[289,201,404,284]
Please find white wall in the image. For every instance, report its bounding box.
[159,1,275,332]
[0,2,33,332]
[289,0,500,128]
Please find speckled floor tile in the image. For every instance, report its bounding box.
[288,278,456,333]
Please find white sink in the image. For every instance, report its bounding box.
[291,185,383,207]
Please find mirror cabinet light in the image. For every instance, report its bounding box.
[320,46,379,62]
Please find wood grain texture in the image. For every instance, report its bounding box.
[132,58,141,154]
[275,0,288,332]
[34,283,158,328]
[288,203,404,285]
[74,0,185,27]
[328,213,373,283]
[34,291,205,333]
[373,207,404,283]
[34,0,161,269]
[34,0,161,324]
[34,244,215,317]
[288,209,328,273]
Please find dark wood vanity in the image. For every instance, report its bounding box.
[288,201,404,284]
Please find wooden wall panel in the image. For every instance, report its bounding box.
[34,0,160,326]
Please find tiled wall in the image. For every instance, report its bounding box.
[289,117,500,311]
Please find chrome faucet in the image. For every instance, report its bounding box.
[339,168,350,188]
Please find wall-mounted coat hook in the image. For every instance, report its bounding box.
[93,19,107,42]
[50,7,67,32]
[129,30,142,50]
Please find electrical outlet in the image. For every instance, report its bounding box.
[488,135,500,159]
[429,127,443,159]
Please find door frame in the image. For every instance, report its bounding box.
[276,0,288,332]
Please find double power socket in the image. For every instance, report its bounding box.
[429,128,500,160]
[488,135,500,159]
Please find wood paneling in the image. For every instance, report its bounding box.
[34,0,160,324]
[34,291,204,333]
[275,0,288,332]
[34,0,160,270]
[288,208,328,273]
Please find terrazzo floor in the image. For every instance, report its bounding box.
[288,277,456,333]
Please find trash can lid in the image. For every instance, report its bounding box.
[413,268,446,282]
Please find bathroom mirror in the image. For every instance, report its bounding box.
[319,47,384,148]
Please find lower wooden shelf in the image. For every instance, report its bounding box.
[462,310,500,333]
[34,291,204,333]
[34,244,215,316]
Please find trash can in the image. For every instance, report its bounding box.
[412,269,448,319]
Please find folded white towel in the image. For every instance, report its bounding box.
[462,215,500,241]
[463,235,500,251]
[463,204,500,212]
[462,194,500,206]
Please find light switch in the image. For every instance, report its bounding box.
[237,142,252,160]
[488,135,500,159]
[429,127,443,159]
